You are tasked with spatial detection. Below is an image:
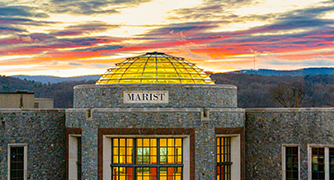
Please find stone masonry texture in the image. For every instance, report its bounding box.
[4,82,334,180]
[66,108,245,180]
[70,84,243,179]
[0,109,66,180]
[73,84,237,108]
[245,108,334,180]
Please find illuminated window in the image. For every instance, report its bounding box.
[96,52,215,85]
[216,137,232,180]
[111,137,183,180]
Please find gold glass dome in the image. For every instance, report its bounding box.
[96,52,215,85]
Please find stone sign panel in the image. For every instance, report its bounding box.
[123,91,169,103]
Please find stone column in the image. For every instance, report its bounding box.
[195,126,216,179]
[82,110,98,179]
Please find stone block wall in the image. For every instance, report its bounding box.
[0,109,66,180]
[73,84,237,108]
[66,108,245,180]
[245,108,334,180]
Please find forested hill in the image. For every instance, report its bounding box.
[12,75,100,84]
[1,74,334,108]
[229,67,334,76]
[10,67,334,84]
[0,75,95,108]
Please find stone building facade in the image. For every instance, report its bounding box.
[1,52,333,180]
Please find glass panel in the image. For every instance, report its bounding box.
[111,74,122,79]
[159,167,182,180]
[136,58,148,62]
[142,74,156,79]
[122,74,137,78]
[126,68,143,73]
[113,167,133,180]
[10,146,24,180]
[166,74,178,78]
[119,80,141,84]
[112,137,183,179]
[191,74,201,79]
[145,63,156,67]
[136,167,157,180]
[144,68,156,73]
[286,147,298,180]
[216,137,231,180]
[130,63,145,68]
[166,79,180,84]
[116,69,126,73]
[106,80,119,84]
[181,80,194,84]
[164,68,176,73]
[178,74,191,79]
[112,138,134,164]
[330,148,334,179]
[108,69,117,73]
[97,53,215,84]
[102,74,112,79]
[312,147,325,180]
[160,139,167,146]
[187,69,196,73]
[141,79,156,84]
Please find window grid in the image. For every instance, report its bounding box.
[330,148,334,179]
[285,147,298,180]
[96,52,215,85]
[312,147,325,180]
[10,146,24,180]
[111,137,183,180]
[216,137,232,180]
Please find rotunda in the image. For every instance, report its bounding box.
[68,52,244,180]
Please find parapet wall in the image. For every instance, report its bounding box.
[73,84,237,108]
[245,108,334,179]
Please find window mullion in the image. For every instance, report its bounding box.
[219,138,221,180]
[157,138,160,179]
[133,138,136,180]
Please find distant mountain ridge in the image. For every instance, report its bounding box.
[9,67,334,84]
[229,67,334,76]
[11,75,100,84]
[3,71,334,108]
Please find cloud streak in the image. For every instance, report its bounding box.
[0,0,334,76]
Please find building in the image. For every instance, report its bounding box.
[0,90,54,108]
[0,52,333,180]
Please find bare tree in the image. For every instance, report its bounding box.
[269,81,309,107]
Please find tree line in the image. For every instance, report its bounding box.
[0,75,95,108]
[211,73,334,108]
[1,74,334,108]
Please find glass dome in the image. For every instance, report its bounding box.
[96,52,215,85]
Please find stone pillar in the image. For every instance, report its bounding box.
[195,126,216,179]
[82,111,98,179]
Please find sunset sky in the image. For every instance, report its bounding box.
[0,0,334,77]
